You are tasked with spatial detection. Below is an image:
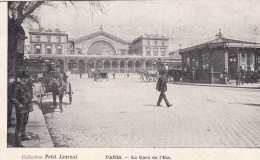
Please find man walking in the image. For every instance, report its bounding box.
[156,71,172,107]
[11,70,34,147]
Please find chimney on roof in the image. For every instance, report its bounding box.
[215,29,224,39]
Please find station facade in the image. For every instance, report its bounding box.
[28,27,177,74]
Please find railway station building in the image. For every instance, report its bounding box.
[179,30,260,83]
[27,27,177,74]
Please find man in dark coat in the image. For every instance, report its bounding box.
[235,68,241,85]
[11,70,34,147]
[156,71,172,107]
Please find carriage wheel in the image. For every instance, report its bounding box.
[69,82,72,104]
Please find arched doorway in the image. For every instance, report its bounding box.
[87,60,94,75]
[68,60,77,71]
[120,60,126,73]
[135,60,142,72]
[104,60,110,72]
[146,60,152,70]
[128,60,134,73]
[78,60,85,73]
[112,60,118,73]
[96,60,103,71]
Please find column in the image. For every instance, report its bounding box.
[143,60,146,70]
[224,51,228,70]
[238,52,241,68]
[118,60,120,73]
[126,60,128,73]
[64,58,68,72]
[102,60,104,70]
[110,60,113,72]
[84,59,87,73]
[94,60,96,71]
[133,60,136,73]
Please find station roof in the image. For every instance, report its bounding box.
[75,28,130,45]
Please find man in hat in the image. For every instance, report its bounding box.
[11,70,34,147]
[156,70,172,107]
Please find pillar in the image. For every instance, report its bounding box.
[133,61,136,73]
[143,60,146,70]
[225,51,228,70]
[102,60,104,70]
[110,60,113,72]
[64,58,68,72]
[126,60,128,73]
[94,60,96,70]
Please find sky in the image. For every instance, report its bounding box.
[23,0,260,51]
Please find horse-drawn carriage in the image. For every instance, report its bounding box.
[93,70,109,81]
[24,58,72,112]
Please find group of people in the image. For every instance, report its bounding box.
[221,67,259,85]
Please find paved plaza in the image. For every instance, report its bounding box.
[42,74,260,148]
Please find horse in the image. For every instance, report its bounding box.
[48,76,67,112]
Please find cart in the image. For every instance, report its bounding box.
[24,58,73,108]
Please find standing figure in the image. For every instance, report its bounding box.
[240,66,245,85]
[156,71,172,107]
[80,70,83,79]
[11,71,34,147]
[222,68,228,84]
[235,68,241,85]
[113,72,116,79]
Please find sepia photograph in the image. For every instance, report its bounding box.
[1,0,260,159]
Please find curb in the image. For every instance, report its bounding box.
[170,82,260,89]
[7,104,54,148]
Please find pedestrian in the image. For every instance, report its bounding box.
[113,72,116,79]
[127,72,129,78]
[235,68,241,85]
[246,68,253,84]
[240,66,245,85]
[156,71,172,107]
[11,70,34,147]
[80,70,82,79]
[253,70,259,83]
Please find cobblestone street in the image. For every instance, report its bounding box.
[42,74,260,148]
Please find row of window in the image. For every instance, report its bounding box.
[34,36,62,43]
[34,44,63,54]
[146,48,166,56]
[131,40,167,50]
[147,40,166,46]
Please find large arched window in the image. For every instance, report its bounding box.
[87,40,116,55]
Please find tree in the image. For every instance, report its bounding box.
[8,1,104,74]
